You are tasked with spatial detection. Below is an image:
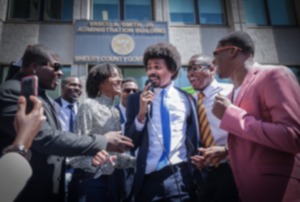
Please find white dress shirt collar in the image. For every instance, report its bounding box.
[60,98,77,112]
[153,81,174,95]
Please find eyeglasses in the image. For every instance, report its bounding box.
[43,62,62,71]
[186,64,210,72]
[123,89,137,94]
[213,46,242,56]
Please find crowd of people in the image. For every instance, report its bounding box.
[0,31,299,202]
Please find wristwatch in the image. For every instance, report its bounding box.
[2,144,32,161]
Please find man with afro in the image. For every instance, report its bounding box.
[125,42,201,201]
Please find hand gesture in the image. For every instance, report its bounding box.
[104,131,134,153]
[137,82,154,123]
[92,150,116,167]
[200,146,228,167]
[191,146,228,169]
[212,93,232,119]
[13,96,46,149]
[190,154,206,170]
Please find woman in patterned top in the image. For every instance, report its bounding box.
[68,63,135,202]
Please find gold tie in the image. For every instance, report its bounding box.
[197,92,215,147]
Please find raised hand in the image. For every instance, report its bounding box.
[13,96,46,149]
[137,82,154,123]
[212,93,232,120]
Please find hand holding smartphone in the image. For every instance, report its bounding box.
[21,75,38,114]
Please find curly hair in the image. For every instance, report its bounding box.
[143,42,181,79]
[86,63,121,98]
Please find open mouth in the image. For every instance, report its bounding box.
[71,91,80,98]
[149,75,159,86]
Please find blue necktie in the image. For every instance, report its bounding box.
[156,89,171,170]
[68,104,75,132]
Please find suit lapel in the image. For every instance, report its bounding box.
[116,105,125,124]
[41,94,62,130]
[234,68,259,106]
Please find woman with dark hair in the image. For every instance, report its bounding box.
[69,63,135,202]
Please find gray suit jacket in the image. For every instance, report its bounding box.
[0,73,107,202]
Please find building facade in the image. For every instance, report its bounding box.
[0,0,299,98]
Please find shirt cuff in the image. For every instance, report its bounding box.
[135,116,145,131]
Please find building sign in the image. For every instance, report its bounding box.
[73,20,169,65]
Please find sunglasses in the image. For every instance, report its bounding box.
[43,62,62,71]
[123,89,137,93]
[213,46,242,56]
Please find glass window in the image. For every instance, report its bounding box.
[169,0,195,23]
[8,0,73,21]
[267,0,296,25]
[289,66,300,83]
[243,0,297,26]
[198,0,226,24]
[93,0,119,21]
[174,68,192,88]
[122,66,147,89]
[8,0,40,20]
[243,0,268,25]
[44,0,73,21]
[125,0,152,21]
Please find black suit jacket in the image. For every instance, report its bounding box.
[0,74,107,202]
[124,87,201,198]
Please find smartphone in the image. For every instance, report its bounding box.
[20,75,38,114]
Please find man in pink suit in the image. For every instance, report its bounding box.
[212,31,300,202]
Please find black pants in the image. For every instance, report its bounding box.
[198,163,239,202]
[68,169,123,202]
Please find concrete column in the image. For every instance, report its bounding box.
[153,0,169,22]
[74,0,91,20]
[228,0,247,31]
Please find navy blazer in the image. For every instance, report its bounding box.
[124,87,200,198]
[115,104,125,124]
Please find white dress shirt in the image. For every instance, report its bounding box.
[193,79,233,146]
[135,82,191,174]
[58,98,78,132]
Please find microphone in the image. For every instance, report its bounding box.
[146,79,154,115]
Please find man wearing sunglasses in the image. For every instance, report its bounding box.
[0,44,134,202]
[117,77,139,133]
[212,31,300,202]
[187,54,238,202]
[115,77,139,202]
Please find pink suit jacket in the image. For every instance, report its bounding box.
[220,64,300,202]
